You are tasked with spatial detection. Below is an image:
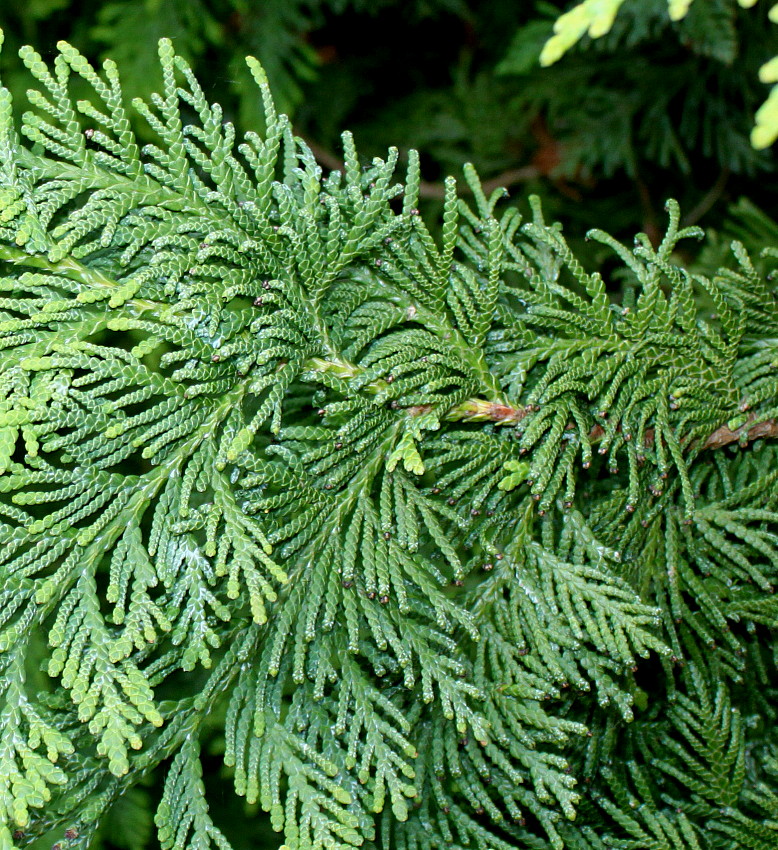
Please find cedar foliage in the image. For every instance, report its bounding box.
[0,31,777,850]
[3,0,776,232]
[539,0,778,149]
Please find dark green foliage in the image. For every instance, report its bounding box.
[0,32,777,850]
[2,0,776,250]
[500,0,774,177]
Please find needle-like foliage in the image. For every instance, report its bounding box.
[0,34,776,850]
[540,0,778,149]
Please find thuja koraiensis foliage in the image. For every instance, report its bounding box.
[541,0,778,149]
[1,35,778,850]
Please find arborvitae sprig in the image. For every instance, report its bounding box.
[540,0,778,150]
[0,33,776,850]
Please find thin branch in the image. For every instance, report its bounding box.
[682,168,730,228]
[701,414,778,450]
[310,358,777,452]
[437,398,778,451]
[298,133,540,200]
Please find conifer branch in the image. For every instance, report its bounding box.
[348,379,778,453]
[425,395,778,450]
[0,36,776,850]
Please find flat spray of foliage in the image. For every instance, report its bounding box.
[542,0,778,149]
[0,33,777,850]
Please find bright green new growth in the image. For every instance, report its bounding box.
[541,0,778,149]
[0,34,777,850]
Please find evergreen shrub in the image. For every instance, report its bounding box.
[0,31,777,850]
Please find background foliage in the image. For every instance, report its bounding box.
[1,0,777,246]
[0,2,776,849]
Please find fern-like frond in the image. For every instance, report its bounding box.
[0,32,775,850]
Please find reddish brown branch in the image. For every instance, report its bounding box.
[681,168,730,228]
[702,415,778,450]
[431,399,778,451]
[584,414,777,451]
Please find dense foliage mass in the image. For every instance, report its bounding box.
[540,0,778,150]
[0,25,777,850]
[1,0,777,243]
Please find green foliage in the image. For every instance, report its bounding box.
[1,0,775,253]
[495,0,776,191]
[0,0,319,120]
[0,32,776,850]
[540,0,778,148]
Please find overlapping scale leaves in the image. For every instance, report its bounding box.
[0,32,776,850]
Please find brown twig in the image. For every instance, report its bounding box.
[701,415,778,450]
[682,168,730,228]
[433,398,778,451]
[585,413,777,451]
[298,133,540,200]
